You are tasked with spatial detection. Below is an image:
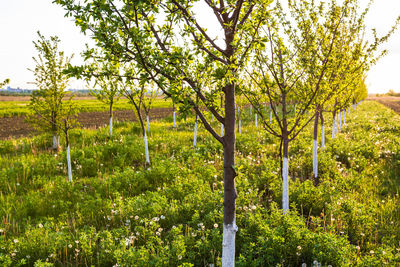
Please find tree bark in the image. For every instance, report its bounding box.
[173,104,176,128]
[193,115,198,147]
[110,102,113,137]
[255,113,258,127]
[282,137,289,213]
[65,132,72,182]
[52,134,59,150]
[332,111,336,139]
[320,112,325,149]
[313,109,319,183]
[221,83,238,267]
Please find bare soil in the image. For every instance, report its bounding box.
[367,96,400,114]
[0,108,173,140]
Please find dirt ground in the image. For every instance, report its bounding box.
[367,96,400,114]
[0,108,173,140]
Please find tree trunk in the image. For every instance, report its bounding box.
[65,133,72,182]
[269,110,272,124]
[320,112,325,149]
[313,110,319,182]
[144,131,150,164]
[332,111,336,139]
[173,104,176,127]
[282,137,289,213]
[250,105,252,115]
[339,111,342,131]
[255,113,258,127]
[52,134,59,150]
[343,109,346,125]
[193,115,198,147]
[110,102,113,137]
[221,83,237,267]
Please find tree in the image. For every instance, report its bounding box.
[28,32,78,181]
[89,60,122,138]
[243,0,345,212]
[55,0,270,265]
[0,79,9,88]
[27,31,73,151]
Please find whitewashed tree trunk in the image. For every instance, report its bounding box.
[52,135,59,150]
[193,118,198,147]
[238,119,241,134]
[250,105,252,115]
[282,156,289,212]
[255,113,258,127]
[343,110,346,125]
[321,123,325,148]
[332,118,336,139]
[339,111,342,131]
[67,145,72,182]
[110,116,113,137]
[269,110,272,124]
[221,220,238,267]
[173,111,176,127]
[144,132,150,163]
[221,123,224,136]
[146,114,150,133]
[313,139,318,179]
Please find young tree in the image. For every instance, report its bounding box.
[243,0,346,212]
[27,32,73,151]
[55,1,270,264]
[28,32,78,181]
[90,61,122,138]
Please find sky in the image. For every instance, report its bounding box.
[0,0,399,94]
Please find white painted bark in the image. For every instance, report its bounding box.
[211,114,214,122]
[332,118,336,139]
[343,110,346,125]
[221,221,238,267]
[339,111,342,131]
[173,111,176,127]
[52,135,58,150]
[221,123,224,136]
[110,116,113,137]
[313,139,318,178]
[321,124,325,148]
[282,157,289,212]
[269,110,272,124]
[144,132,150,163]
[238,120,241,134]
[67,145,72,182]
[255,113,258,127]
[250,105,252,115]
[146,115,150,133]
[193,119,198,147]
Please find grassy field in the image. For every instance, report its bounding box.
[0,101,399,266]
[0,97,173,117]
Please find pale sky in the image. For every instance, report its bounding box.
[0,0,399,94]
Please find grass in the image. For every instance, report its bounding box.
[0,101,399,266]
[0,97,173,117]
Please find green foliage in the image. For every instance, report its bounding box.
[1,101,400,265]
[26,32,78,138]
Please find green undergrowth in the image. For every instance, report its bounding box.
[0,101,399,266]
